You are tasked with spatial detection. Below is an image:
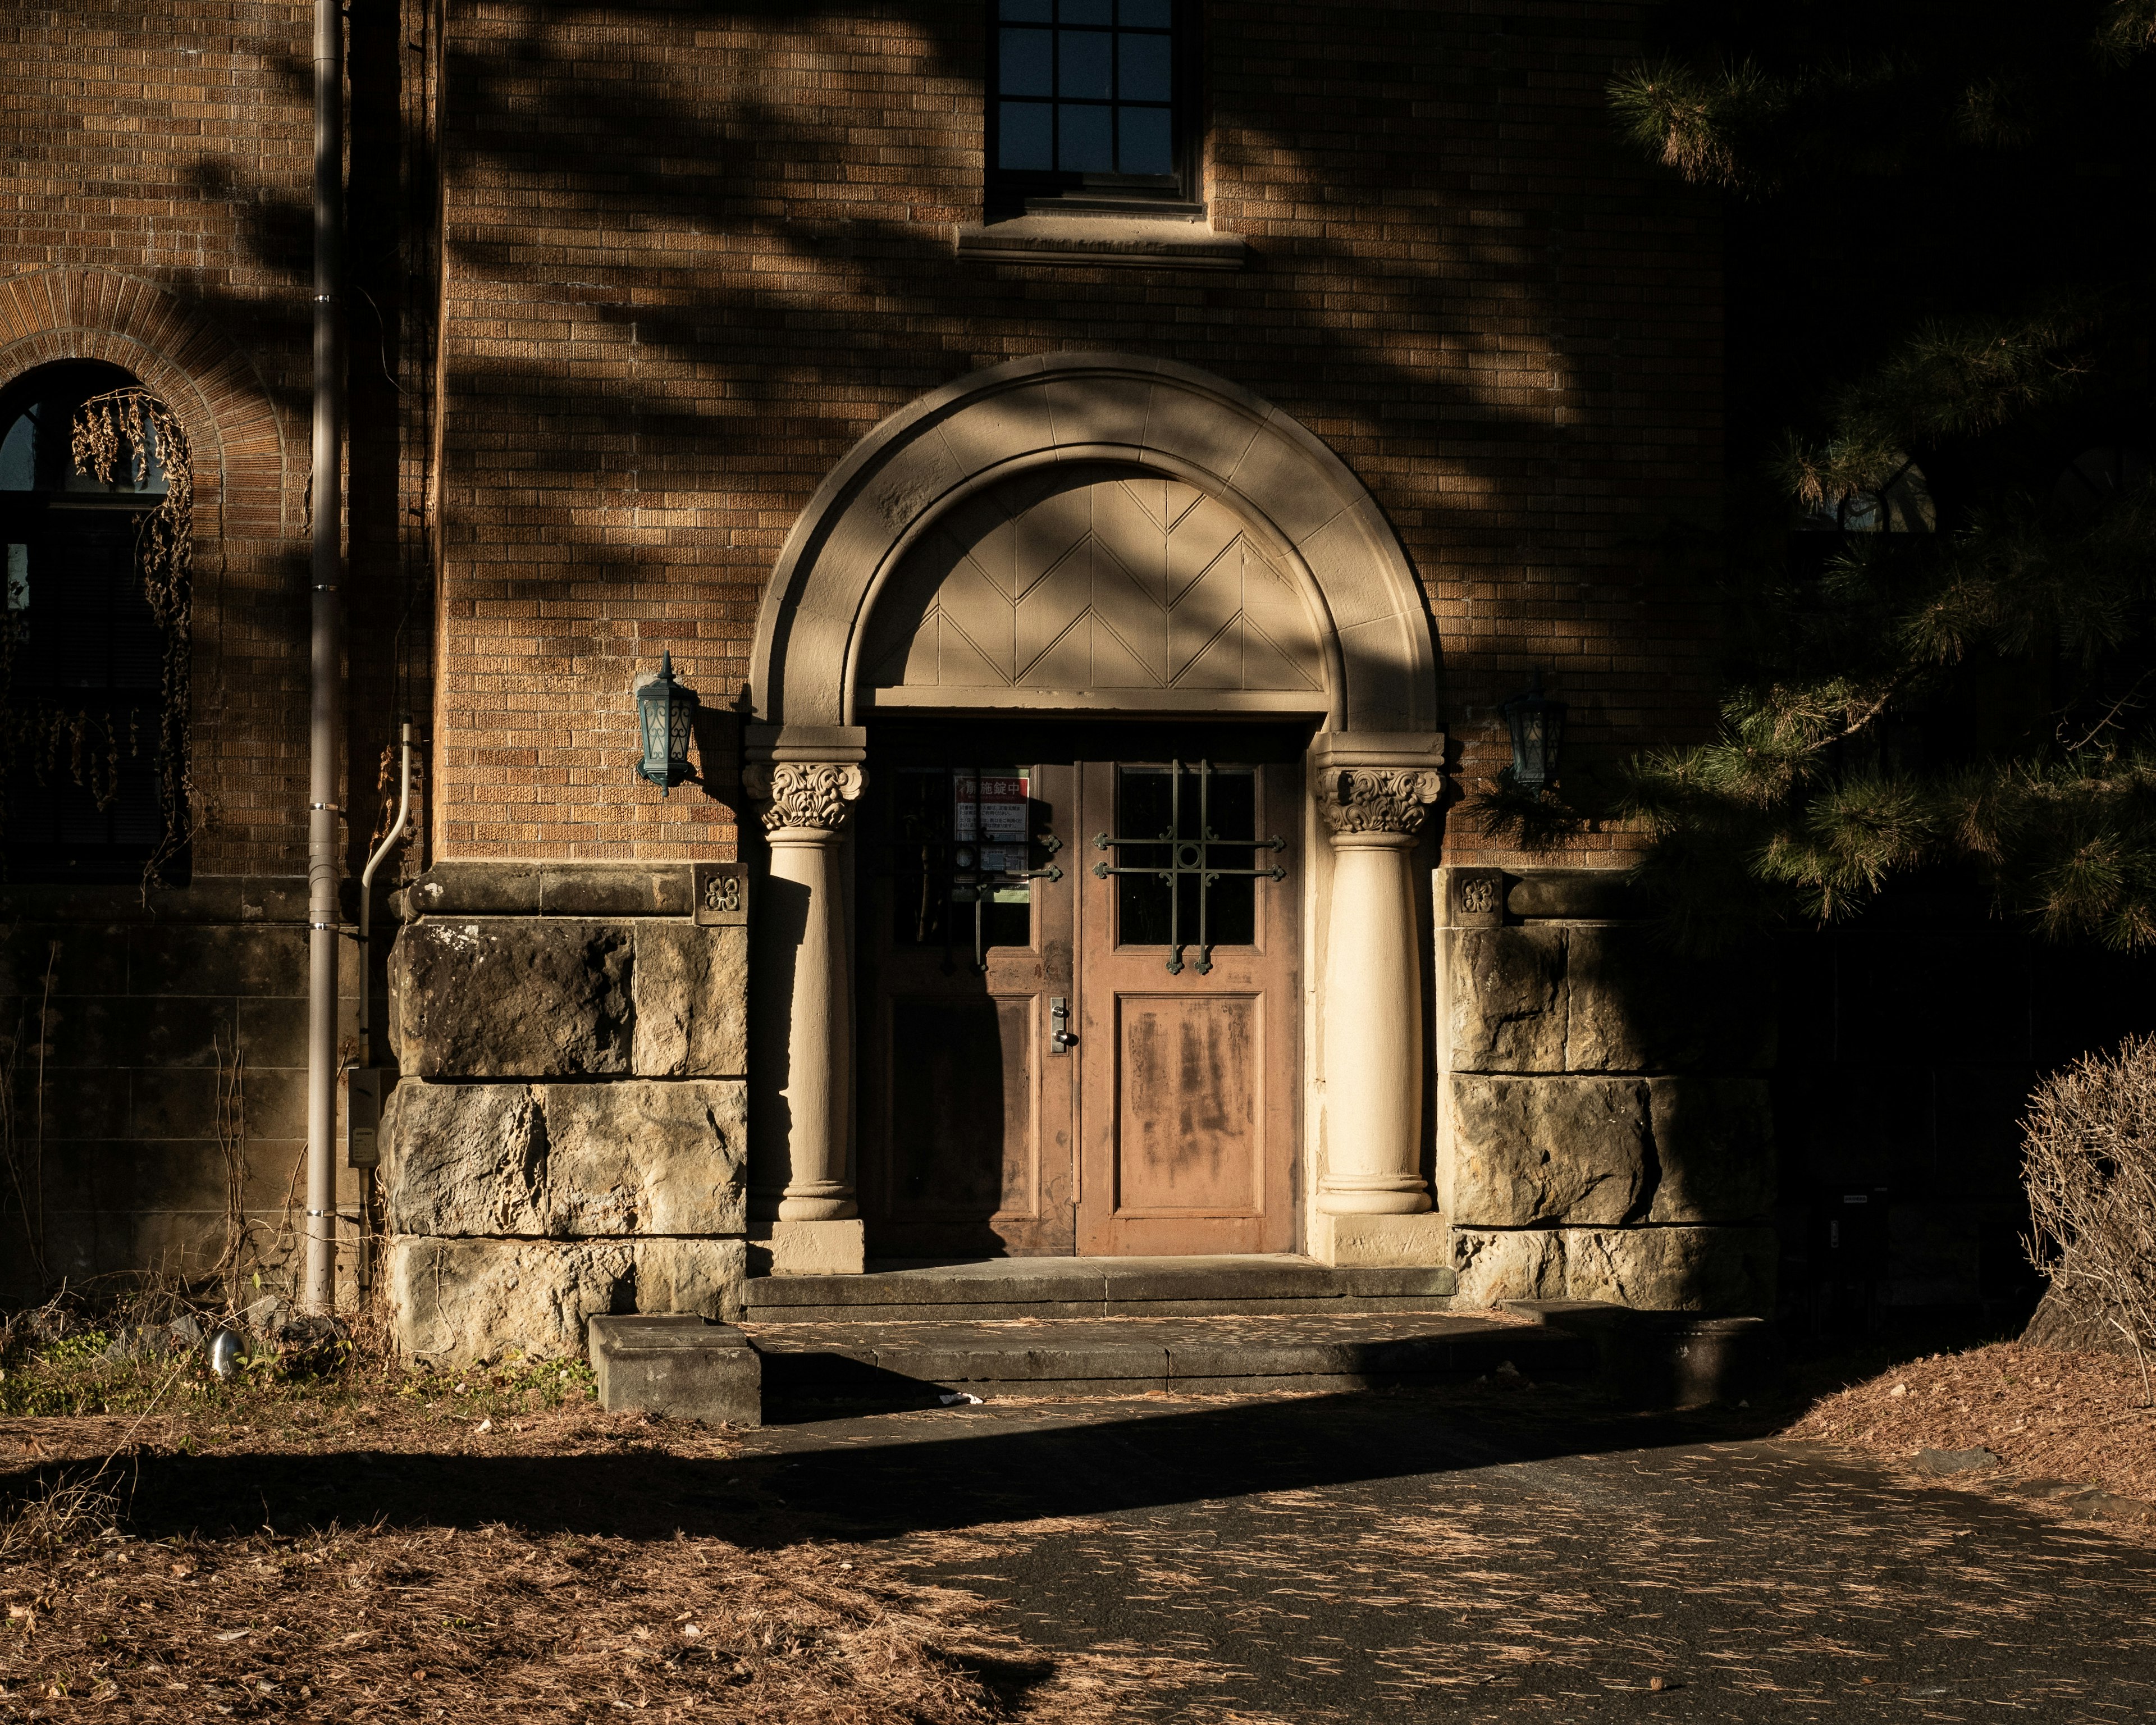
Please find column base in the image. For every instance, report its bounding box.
[1308,1210,1449,1268]
[749,1217,866,1276]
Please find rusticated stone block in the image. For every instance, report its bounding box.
[381,1078,746,1237]
[1449,1076,1650,1226]
[388,1235,748,1367]
[1447,927,1567,1073]
[1647,1078,1775,1223]
[632,923,748,1078]
[389,919,747,1079]
[1563,926,1776,1074]
[391,920,633,1077]
[1452,1225,1776,1315]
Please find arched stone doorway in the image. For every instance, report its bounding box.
[747,352,1446,1272]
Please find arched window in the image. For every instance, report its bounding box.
[0,361,174,880]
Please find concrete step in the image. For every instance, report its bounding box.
[743,1311,1590,1402]
[740,1253,1458,1324]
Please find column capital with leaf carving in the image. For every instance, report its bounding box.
[744,761,867,833]
[1309,732,1447,841]
[743,723,870,834]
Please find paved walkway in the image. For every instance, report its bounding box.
[741,1389,2156,1722]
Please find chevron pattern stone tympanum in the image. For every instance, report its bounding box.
[865,465,1326,702]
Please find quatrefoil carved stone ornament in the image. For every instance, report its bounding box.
[1450,868,1507,928]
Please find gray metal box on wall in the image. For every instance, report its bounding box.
[345,1067,383,1168]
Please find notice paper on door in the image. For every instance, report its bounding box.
[953,771,1030,902]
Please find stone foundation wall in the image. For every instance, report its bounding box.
[1437,868,1778,1314]
[0,879,359,1304]
[382,864,748,1366]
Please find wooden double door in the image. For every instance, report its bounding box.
[859,723,1307,1257]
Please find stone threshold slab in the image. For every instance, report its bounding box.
[744,1254,1458,1321]
[747,1312,1589,1401]
[745,1295,1462,1322]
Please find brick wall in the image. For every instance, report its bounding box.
[431,0,1723,869]
[1,2,1725,875]
[0,1,336,879]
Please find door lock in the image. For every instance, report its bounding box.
[1049,997,1076,1054]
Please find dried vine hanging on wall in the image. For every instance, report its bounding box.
[65,387,202,888]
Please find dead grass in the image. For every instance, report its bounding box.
[0,1313,1088,1724]
[1785,1340,2156,1509]
[0,1518,1028,1721]
[0,1394,1077,1723]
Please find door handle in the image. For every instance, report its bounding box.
[1049,996,1076,1054]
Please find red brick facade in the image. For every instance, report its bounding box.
[3,0,1722,877]
[0,4,314,877]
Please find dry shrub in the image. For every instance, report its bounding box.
[0,1472,120,1563]
[2022,1032,2156,1392]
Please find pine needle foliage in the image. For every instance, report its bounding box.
[1560,2,2156,949]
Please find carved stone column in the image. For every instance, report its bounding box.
[1310,744,1446,1265]
[746,759,866,1269]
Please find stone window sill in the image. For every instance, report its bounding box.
[955,210,1246,271]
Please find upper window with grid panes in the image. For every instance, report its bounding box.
[992,1,1195,212]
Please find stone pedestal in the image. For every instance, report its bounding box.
[1310,748,1443,1263]
[750,1217,866,1276]
[1308,1211,1448,1268]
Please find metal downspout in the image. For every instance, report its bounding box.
[304,0,345,1315]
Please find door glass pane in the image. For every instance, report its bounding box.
[889,766,1033,952]
[1113,764,1257,951]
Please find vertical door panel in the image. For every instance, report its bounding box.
[1113,993,1262,1215]
[1076,757,1299,1255]
[860,760,1076,1257]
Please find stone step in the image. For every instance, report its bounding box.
[744,1311,1589,1402]
[741,1253,1458,1324]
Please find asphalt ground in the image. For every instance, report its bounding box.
[741,1389,2156,1723]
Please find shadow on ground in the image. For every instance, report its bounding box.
[0,1388,1760,1546]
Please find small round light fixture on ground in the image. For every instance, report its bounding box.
[207,1328,244,1379]
[1501,671,1566,792]
[635,651,697,794]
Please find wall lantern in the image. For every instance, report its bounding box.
[635,651,697,793]
[1501,671,1566,792]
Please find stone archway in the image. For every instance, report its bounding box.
[751,350,1435,736]
[746,353,1447,1272]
